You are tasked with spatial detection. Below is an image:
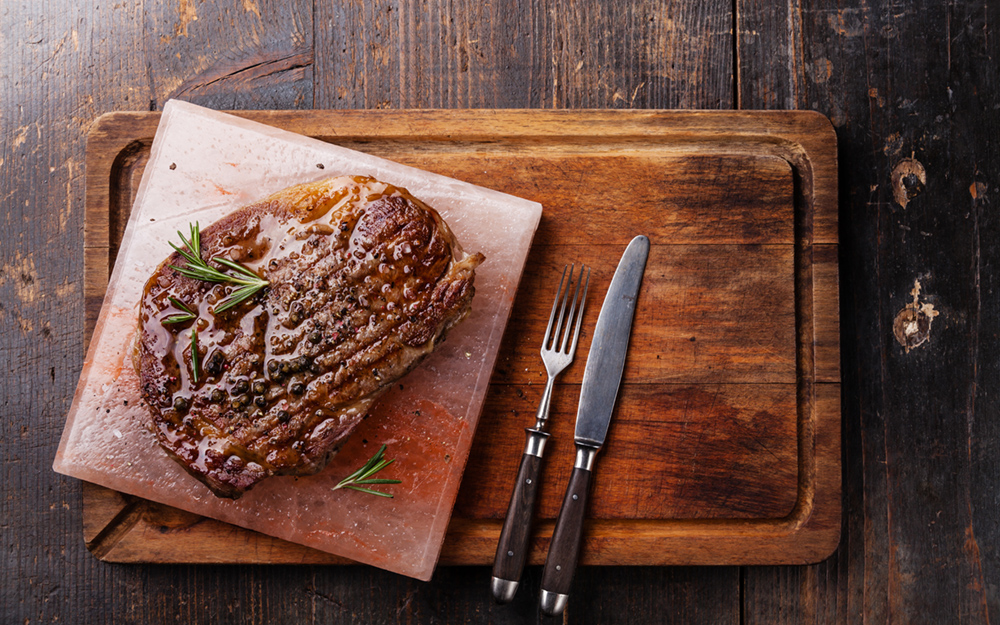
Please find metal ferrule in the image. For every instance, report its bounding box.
[540,590,569,616]
[573,444,599,471]
[491,577,518,604]
[524,428,550,457]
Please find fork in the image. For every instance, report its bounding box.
[491,264,590,604]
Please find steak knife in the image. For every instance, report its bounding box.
[539,235,650,617]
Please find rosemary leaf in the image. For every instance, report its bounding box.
[212,257,266,282]
[214,283,265,314]
[332,445,400,498]
[162,297,197,324]
[167,222,270,314]
[162,314,195,325]
[170,222,203,267]
[187,222,201,258]
[190,326,200,384]
[169,263,229,283]
[169,296,196,315]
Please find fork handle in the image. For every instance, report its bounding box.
[491,428,550,603]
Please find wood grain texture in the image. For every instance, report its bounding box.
[464,383,798,521]
[315,0,734,109]
[493,243,797,385]
[78,110,838,574]
[0,1,149,623]
[25,0,1000,622]
[570,566,740,625]
[740,1,999,624]
[144,0,313,110]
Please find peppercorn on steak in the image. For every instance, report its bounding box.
[134,175,485,499]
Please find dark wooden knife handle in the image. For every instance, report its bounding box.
[540,458,594,615]
[491,429,549,603]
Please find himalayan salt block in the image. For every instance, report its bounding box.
[54,100,541,580]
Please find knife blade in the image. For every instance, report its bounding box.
[539,235,650,617]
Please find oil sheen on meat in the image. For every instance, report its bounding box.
[134,175,485,498]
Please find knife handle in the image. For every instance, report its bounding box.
[539,444,597,617]
[491,428,550,604]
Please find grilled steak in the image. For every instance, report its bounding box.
[134,175,485,498]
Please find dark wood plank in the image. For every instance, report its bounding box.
[0,2,156,624]
[300,565,739,624]
[741,0,1000,624]
[6,1,306,623]
[736,0,804,110]
[144,0,313,110]
[315,0,734,109]
[570,567,740,625]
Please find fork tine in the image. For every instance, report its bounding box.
[559,265,585,353]
[542,265,569,350]
[567,266,590,356]
[550,265,574,351]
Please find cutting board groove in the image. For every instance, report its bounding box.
[83,109,839,566]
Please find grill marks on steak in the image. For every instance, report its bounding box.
[135,175,484,498]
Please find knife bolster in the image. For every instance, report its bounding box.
[574,444,598,471]
[524,428,550,457]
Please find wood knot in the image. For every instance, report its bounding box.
[891,158,926,209]
[970,181,988,200]
[893,279,939,353]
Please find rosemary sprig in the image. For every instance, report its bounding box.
[332,445,401,498]
[190,326,200,384]
[168,222,269,314]
[162,296,197,325]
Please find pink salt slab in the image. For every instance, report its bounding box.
[54,100,542,580]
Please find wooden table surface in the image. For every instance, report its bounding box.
[2,1,997,623]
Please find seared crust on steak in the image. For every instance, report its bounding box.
[134,175,484,498]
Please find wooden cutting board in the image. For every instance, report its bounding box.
[82,109,839,566]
